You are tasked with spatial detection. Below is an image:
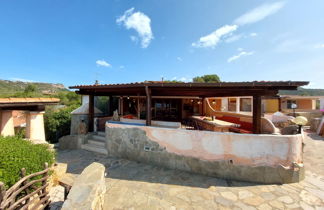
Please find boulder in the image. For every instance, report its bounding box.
[61,162,106,210]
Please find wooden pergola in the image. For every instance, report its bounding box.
[70,81,308,134]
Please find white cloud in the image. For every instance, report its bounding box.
[192,25,238,48]
[177,57,183,61]
[227,51,254,63]
[119,65,125,69]
[237,48,243,52]
[10,78,35,83]
[315,43,324,49]
[117,8,153,48]
[96,60,111,67]
[225,34,243,43]
[250,32,258,37]
[234,2,285,25]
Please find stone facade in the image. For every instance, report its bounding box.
[105,124,304,184]
[70,114,89,135]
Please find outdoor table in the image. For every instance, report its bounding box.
[191,116,240,132]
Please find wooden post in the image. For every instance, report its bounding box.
[20,168,30,203]
[88,94,94,132]
[137,94,140,119]
[278,97,282,112]
[201,97,205,116]
[145,86,152,126]
[120,97,124,116]
[253,95,262,134]
[42,163,48,198]
[109,95,113,116]
[0,182,5,205]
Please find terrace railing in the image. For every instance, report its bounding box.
[0,163,50,210]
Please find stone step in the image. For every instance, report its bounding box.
[91,135,106,142]
[96,132,105,137]
[88,139,105,147]
[81,143,108,155]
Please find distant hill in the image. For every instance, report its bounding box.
[0,79,67,96]
[279,87,324,96]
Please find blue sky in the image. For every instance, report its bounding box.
[0,0,324,88]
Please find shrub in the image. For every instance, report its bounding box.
[44,105,79,143]
[0,136,55,189]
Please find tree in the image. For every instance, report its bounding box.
[193,74,220,83]
[55,91,81,106]
[24,84,37,93]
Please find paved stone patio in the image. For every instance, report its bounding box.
[50,131,324,209]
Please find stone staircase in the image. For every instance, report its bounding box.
[81,132,108,155]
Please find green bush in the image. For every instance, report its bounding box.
[44,105,79,143]
[0,136,55,189]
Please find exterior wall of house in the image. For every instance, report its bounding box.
[204,99,222,116]
[0,110,15,136]
[296,99,314,110]
[320,97,324,110]
[25,111,46,142]
[263,99,279,113]
[105,123,304,184]
[281,98,318,112]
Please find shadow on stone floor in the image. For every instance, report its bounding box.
[56,149,263,189]
[305,132,324,141]
[49,201,63,210]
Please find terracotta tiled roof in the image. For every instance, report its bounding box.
[0,98,60,104]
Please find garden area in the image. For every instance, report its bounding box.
[0,136,55,189]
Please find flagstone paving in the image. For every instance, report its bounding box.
[51,131,324,209]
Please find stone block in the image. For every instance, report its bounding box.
[59,135,86,150]
[61,162,106,210]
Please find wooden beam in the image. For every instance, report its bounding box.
[88,95,94,132]
[145,86,152,126]
[0,105,45,111]
[77,88,279,97]
[252,95,262,134]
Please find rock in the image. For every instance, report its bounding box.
[61,162,106,210]
[52,163,68,186]
[281,125,299,135]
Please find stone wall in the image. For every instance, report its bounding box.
[70,114,89,135]
[59,135,86,150]
[105,123,304,184]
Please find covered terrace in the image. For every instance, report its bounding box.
[70,81,308,134]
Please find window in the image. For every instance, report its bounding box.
[240,98,252,112]
[228,98,237,112]
[287,100,297,109]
